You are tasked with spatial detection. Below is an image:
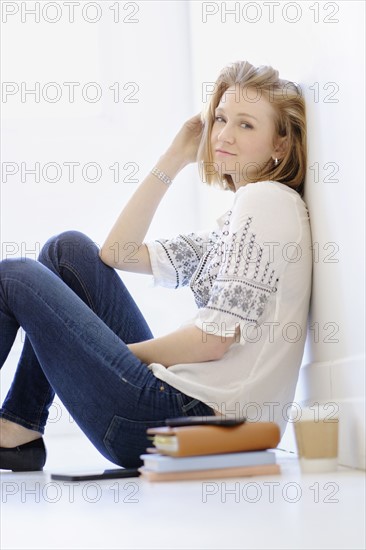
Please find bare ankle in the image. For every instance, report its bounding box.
[0,419,43,448]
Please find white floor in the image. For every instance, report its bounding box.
[0,433,365,550]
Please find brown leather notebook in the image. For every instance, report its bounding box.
[139,463,281,481]
[146,422,280,457]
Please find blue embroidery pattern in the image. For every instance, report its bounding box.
[155,231,220,288]
[155,211,278,324]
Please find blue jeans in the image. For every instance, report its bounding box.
[0,231,213,467]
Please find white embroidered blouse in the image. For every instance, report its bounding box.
[145,180,313,437]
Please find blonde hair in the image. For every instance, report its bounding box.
[197,60,307,197]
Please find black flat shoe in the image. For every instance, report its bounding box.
[0,438,46,472]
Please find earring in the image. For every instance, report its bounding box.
[274,158,279,166]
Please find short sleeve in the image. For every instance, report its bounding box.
[145,230,220,289]
[192,182,302,340]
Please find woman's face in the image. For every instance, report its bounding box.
[211,84,286,190]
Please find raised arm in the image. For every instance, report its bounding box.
[99,114,204,273]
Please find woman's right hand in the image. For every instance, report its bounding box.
[165,113,205,168]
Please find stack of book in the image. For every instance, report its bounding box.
[138,420,281,481]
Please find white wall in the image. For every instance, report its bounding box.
[188,0,365,467]
[1,0,201,437]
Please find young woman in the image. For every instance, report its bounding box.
[0,60,312,470]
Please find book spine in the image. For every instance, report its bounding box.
[170,424,281,457]
[141,451,275,473]
[139,464,281,482]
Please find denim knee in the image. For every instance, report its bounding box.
[0,257,43,287]
[38,230,99,265]
[0,256,37,272]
